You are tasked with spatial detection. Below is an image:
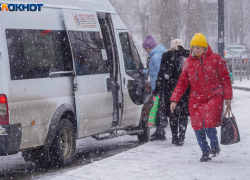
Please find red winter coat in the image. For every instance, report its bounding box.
[170,44,233,130]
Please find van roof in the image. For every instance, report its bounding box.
[0,0,117,13]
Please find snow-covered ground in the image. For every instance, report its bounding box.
[38,86,250,180]
[233,79,250,88]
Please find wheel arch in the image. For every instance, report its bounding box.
[44,103,76,150]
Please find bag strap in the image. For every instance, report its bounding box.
[223,105,236,121]
[223,105,230,118]
[229,105,235,121]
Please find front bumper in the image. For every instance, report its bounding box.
[0,123,22,156]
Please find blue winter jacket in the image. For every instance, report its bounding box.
[143,44,167,92]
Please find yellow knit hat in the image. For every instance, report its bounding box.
[190,33,207,48]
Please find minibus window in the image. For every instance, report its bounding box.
[97,13,116,78]
[6,29,73,80]
[119,33,143,74]
[54,31,73,72]
[21,31,57,74]
[68,31,109,76]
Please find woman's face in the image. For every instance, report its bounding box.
[192,46,206,56]
[144,48,153,53]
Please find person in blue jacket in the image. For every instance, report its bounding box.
[140,35,167,141]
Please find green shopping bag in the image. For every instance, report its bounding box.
[148,96,160,127]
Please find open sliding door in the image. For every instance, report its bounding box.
[62,10,115,137]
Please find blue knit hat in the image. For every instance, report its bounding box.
[143,35,156,49]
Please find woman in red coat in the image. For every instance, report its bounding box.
[170,33,233,162]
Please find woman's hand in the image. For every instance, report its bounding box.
[170,102,177,113]
[225,99,231,106]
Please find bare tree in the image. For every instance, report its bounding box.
[150,0,179,49]
[111,0,250,55]
[185,0,206,47]
[135,0,151,38]
[110,0,151,60]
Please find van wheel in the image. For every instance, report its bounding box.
[50,119,76,167]
[138,120,150,142]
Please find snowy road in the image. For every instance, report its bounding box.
[0,88,250,180]
[0,133,143,179]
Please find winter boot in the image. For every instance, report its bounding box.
[150,129,159,139]
[178,116,188,146]
[176,138,184,146]
[150,128,166,141]
[200,154,211,162]
[170,116,179,145]
[172,136,179,145]
[209,146,221,157]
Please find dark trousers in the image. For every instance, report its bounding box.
[194,127,219,154]
[169,115,188,140]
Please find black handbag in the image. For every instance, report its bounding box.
[221,105,240,145]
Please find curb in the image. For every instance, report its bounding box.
[232,86,250,91]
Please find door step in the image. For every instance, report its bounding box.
[92,129,144,141]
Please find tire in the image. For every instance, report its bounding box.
[50,118,76,167]
[138,120,150,142]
